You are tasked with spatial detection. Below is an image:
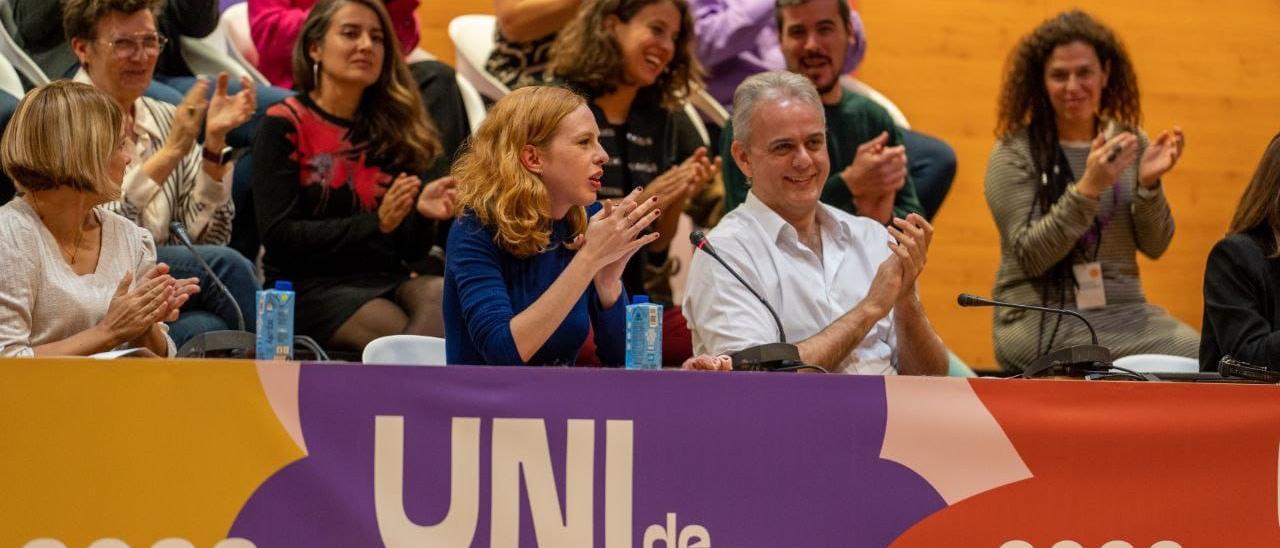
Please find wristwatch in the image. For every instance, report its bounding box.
[202,145,233,166]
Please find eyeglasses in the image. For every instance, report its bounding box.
[100,32,168,59]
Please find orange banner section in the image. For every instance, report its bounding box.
[0,358,304,547]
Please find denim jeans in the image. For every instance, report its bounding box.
[157,244,260,347]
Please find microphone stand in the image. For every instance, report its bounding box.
[957,293,1112,378]
[169,222,256,358]
[690,231,804,371]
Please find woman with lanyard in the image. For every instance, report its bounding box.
[984,10,1197,372]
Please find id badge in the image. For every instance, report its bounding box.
[1073,261,1106,310]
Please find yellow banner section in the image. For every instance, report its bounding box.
[0,358,305,547]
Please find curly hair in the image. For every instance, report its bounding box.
[548,0,703,111]
[995,10,1144,355]
[996,10,1141,210]
[451,86,590,258]
[292,0,441,173]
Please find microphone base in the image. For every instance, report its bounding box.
[731,343,803,372]
[1023,344,1113,378]
[177,330,256,359]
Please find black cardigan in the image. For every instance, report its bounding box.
[1200,230,1280,371]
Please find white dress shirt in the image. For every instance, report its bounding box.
[683,192,897,374]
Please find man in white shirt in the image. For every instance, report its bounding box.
[682,71,947,374]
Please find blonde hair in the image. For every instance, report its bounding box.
[452,86,589,258]
[1,81,124,199]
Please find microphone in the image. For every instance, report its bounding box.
[689,231,801,371]
[690,231,786,343]
[957,293,1097,345]
[957,292,1111,377]
[170,221,254,358]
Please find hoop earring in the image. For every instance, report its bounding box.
[312,61,320,87]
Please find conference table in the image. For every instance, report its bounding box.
[3,357,1278,547]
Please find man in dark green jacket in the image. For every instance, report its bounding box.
[722,0,922,224]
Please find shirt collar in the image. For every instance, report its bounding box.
[73,68,158,142]
[741,190,854,246]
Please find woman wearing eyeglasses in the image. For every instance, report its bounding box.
[60,0,263,349]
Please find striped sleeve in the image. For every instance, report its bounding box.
[983,136,1099,278]
[141,99,235,245]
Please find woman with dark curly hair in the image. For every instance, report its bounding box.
[984,10,1196,371]
[547,0,718,364]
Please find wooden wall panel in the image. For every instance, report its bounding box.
[416,0,1280,370]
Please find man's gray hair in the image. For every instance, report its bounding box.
[731,70,825,144]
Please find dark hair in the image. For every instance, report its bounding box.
[996,10,1141,212]
[63,0,164,42]
[774,0,852,36]
[995,10,1142,357]
[291,0,440,172]
[548,0,703,111]
[1229,133,1280,255]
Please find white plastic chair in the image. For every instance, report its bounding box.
[840,75,910,129]
[362,335,448,366]
[682,102,710,146]
[0,49,22,98]
[1112,354,1200,374]
[0,0,48,89]
[455,73,487,133]
[448,14,512,101]
[181,5,269,84]
[220,2,259,68]
[689,87,728,127]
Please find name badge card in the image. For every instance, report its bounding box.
[1073,261,1106,310]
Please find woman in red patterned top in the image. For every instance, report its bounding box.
[251,0,456,351]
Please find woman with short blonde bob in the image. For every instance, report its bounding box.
[444,85,661,365]
[0,81,197,357]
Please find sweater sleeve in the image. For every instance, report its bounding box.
[691,0,775,68]
[1130,136,1176,259]
[719,119,750,214]
[886,123,924,219]
[1202,237,1280,368]
[445,216,525,365]
[984,136,1100,277]
[164,0,219,39]
[0,221,37,357]
[248,0,307,88]
[589,285,629,366]
[251,112,391,270]
[385,0,422,57]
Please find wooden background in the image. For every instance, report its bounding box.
[414,0,1280,370]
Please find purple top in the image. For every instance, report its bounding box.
[692,0,868,107]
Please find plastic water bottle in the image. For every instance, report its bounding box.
[256,280,295,360]
[625,295,662,369]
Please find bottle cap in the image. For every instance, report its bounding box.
[632,294,648,304]
[274,280,293,291]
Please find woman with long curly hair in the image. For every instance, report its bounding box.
[984,10,1196,371]
[252,0,458,351]
[548,0,719,364]
[444,85,661,366]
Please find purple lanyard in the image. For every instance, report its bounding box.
[1078,181,1121,260]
